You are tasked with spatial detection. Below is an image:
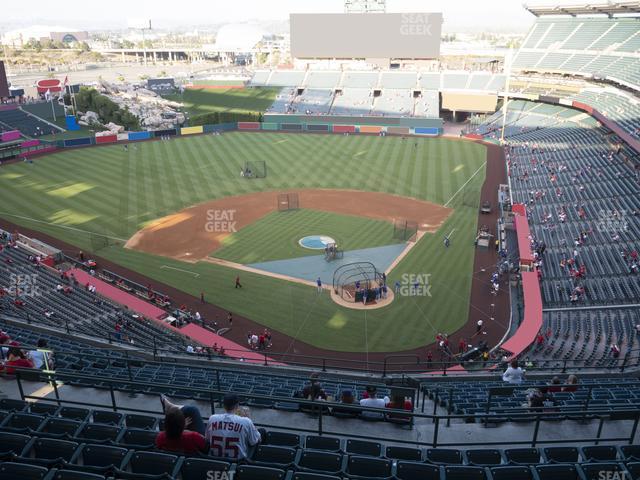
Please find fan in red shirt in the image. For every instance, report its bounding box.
[0,346,35,375]
[385,393,414,421]
[156,407,207,455]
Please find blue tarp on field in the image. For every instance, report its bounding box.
[247,243,407,286]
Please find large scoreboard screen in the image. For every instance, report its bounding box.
[290,12,443,59]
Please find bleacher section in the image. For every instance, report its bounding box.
[1,393,639,480]
[0,245,187,353]
[331,89,373,116]
[513,16,640,90]
[475,99,640,369]
[533,309,640,369]
[373,90,415,116]
[290,89,333,115]
[0,108,62,137]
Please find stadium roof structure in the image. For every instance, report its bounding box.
[524,1,640,17]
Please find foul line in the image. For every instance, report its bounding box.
[0,212,126,242]
[160,265,200,277]
[444,161,487,208]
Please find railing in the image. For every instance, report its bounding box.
[12,368,640,448]
[3,313,639,376]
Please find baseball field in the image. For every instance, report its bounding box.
[0,131,489,354]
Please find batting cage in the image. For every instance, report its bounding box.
[392,219,418,242]
[277,192,300,211]
[333,262,385,304]
[243,160,267,179]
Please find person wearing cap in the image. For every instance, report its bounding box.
[205,394,263,460]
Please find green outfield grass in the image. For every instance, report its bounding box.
[0,132,486,352]
[165,87,280,117]
[214,209,397,264]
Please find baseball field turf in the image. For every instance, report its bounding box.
[0,132,487,353]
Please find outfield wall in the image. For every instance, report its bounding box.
[27,116,442,155]
[261,114,443,135]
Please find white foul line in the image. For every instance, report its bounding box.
[160,265,200,277]
[0,212,126,242]
[444,161,487,208]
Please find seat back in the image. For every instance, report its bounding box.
[235,465,287,480]
[582,445,618,461]
[127,451,179,476]
[490,466,533,480]
[395,461,440,480]
[264,431,300,448]
[29,437,79,461]
[304,435,341,452]
[443,466,486,480]
[504,448,541,465]
[124,414,158,430]
[426,448,463,464]
[347,455,392,478]
[0,462,49,480]
[0,431,31,456]
[252,445,297,466]
[38,418,82,437]
[385,446,422,461]
[77,444,128,468]
[297,450,342,473]
[543,447,579,463]
[181,458,230,480]
[345,439,382,457]
[466,449,503,465]
[535,464,581,480]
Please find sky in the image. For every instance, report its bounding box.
[1,0,571,32]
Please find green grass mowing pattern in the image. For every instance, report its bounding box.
[0,132,486,352]
[214,208,397,264]
[164,87,280,117]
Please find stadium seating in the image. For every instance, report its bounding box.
[0,108,62,138]
[1,409,640,480]
[0,245,188,353]
[513,16,640,90]
[331,89,373,116]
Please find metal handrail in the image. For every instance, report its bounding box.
[11,368,640,449]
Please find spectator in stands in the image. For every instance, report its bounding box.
[301,373,327,400]
[502,360,526,384]
[160,394,206,436]
[548,376,562,393]
[0,346,35,374]
[205,394,264,460]
[526,386,554,413]
[30,339,53,370]
[156,406,207,455]
[386,392,413,411]
[360,386,389,408]
[563,375,579,392]
[610,343,621,358]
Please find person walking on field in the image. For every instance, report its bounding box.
[235,275,242,289]
[227,312,233,327]
[476,319,484,335]
[316,277,322,293]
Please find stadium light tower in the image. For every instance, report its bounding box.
[344,0,386,13]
